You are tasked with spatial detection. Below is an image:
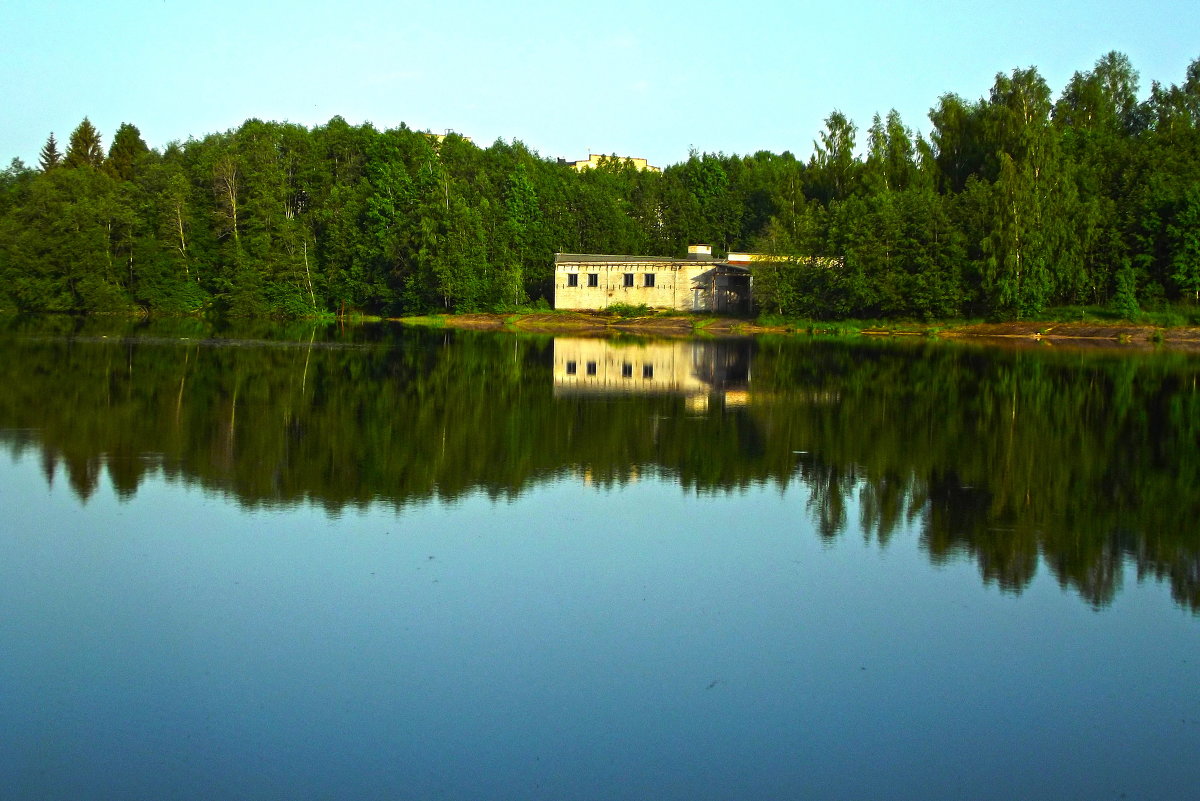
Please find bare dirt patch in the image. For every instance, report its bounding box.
[944,321,1200,349]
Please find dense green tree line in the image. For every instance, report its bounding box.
[1,52,1198,319]
[0,318,1197,609]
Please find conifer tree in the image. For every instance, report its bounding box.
[105,122,149,181]
[38,133,61,172]
[64,118,104,168]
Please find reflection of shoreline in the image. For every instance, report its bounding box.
[3,325,1199,611]
[552,338,751,402]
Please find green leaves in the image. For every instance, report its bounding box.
[3,52,1200,320]
[1169,186,1200,302]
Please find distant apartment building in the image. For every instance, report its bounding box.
[559,154,662,173]
[428,130,474,145]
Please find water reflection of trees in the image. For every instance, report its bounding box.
[754,338,1200,610]
[1,318,1197,611]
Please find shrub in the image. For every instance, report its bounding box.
[605,303,651,318]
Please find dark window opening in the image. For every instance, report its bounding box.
[623,273,634,287]
[642,364,654,379]
[644,273,655,287]
[586,361,597,376]
[587,273,599,287]
[622,363,633,378]
[566,361,576,375]
[567,273,578,287]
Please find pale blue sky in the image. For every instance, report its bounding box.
[2,0,1197,169]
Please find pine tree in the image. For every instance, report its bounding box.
[38,133,61,172]
[64,118,104,168]
[104,122,149,181]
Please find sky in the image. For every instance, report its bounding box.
[2,0,1198,170]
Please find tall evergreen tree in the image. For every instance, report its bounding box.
[105,122,149,181]
[38,133,62,172]
[64,118,104,168]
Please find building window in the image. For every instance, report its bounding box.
[644,273,655,288]
[567,273,578,287]
[586,361,597,376]
[622,363,633,378]
[623,273,634,287]
[587,273,598,287]
[566,361,576,375]
[643,364,654,379]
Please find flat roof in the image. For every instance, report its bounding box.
[555,253,690,263]
[554,253,750,271]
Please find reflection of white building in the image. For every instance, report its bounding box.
[553,338,750,402]
[554,339,709,396]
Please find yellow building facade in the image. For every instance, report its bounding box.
[553,248,752,313]
[565,154,662,173]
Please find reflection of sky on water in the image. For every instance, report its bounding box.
[3,452,1198,800]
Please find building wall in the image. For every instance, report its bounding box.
[570,154,661,173]
[554,258,753,313]
[554,259,734,311]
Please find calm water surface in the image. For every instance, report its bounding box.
[1,318,1198,800]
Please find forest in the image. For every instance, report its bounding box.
[0,51,1198,321]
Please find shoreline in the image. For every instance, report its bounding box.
[392,312,1200,349]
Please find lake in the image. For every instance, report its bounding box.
[1,317,1198,800]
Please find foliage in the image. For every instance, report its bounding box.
[3,53,1200,320]
[38,133,61,172]
[604,302,653,318]
[64,118,104,168]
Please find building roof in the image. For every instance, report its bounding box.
[554,253,750,271]
[555,253,688,264]
[563,154,662,173]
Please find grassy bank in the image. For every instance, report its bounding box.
[394,306,1200,348]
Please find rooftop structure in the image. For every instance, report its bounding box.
[428,130,474,145]
[560,154,662,174]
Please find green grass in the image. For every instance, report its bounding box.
[756,314,959,336]
[1035,304,1200,327]
[489,298,556,314]
[396,314,448,328]
[603,303,653,319]
[1129,308,1200,327]
[759,305,1200,333]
